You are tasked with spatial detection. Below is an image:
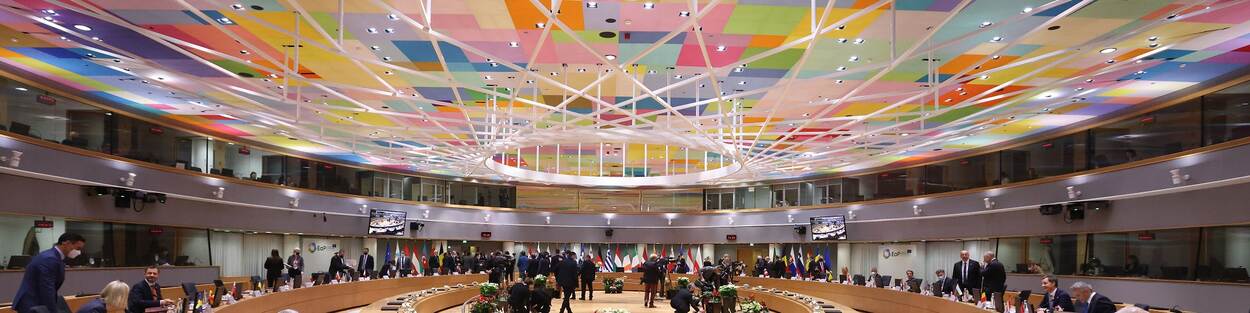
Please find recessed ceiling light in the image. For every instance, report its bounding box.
[1085,79,1094,83]
[1099,47,1117,54]
[979,75,989,80]
[508,41,519,47]
[369,45,380,50]
[91,36,101,41]
[853,38,864,44]
[1147,36,1159,41]
[15,87,28,91]
[367,27,378,34]
[73,24,92,31]
[738,81,747,85]
[991,55,1000,60]
[535,22,545,28]
[549,72,558,76]
[836,66,847,71]
[733,67,744,73]
[990,36,1003,42]
[382,56,392,61]
[387,14,399,20]
[384,71,393,75]
[715,45,726,52]
[231,4,244,10]
[643,2,655,9]
[835,80,844,84]
[484,75,493,80]
[679,11,690,17]
[586,2,598,8]
[848,56,859,62]
[1148,43,1159,48]
[384,28,395,34]
[979,21,993,28]
[837,38,847,43]
[604,54,616,60]
[1021,7,1033,14]
[1105,59,1115,64]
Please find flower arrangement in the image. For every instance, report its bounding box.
[718,284,738,299]
[596,308,630,313]
[534,275,548,287]
[739,297,765,313]
[479,282,500,296]
[677,277,690,287]
[603,277,625,293]
[469,294,500,313]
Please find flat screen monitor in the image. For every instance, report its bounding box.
[810,215,847,240]
[368,209,407,236]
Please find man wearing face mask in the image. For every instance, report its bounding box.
[14,233,86,313]
[128,266,173,313]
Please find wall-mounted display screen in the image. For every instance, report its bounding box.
[368,209,407,236]
[811,215,847,240]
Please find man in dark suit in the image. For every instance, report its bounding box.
[769,255,786,278]
[535,252,551,278]
[578,254,597,300]
[287,249,304,288]
[641,255,661,308]
[329,250,348,281]
[903,270,923,293]
[517,252,530,279]
[951,250,981,294]
[1070,282,1115,313]
[507,279,531,313]
[14,233,85,313]
[555,251,580,313]
[981,251,1007,312]
[395,251,411,277]
[357,248,375,279]
[1040,275,1074,312]
[128,266,172,313]
[931,269,953,296]
[670,279,693,313]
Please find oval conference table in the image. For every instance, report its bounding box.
[205,273,991,313]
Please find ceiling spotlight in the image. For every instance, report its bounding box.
[1021,7,1034,14]
[979,74,989,80]
[837,38,847,43]
[483,75,493,80]
[535,22,546,28]
[853,38,864,44]
[1105,59,1115,64]
[367,27,378,34]
[847,210,856,220]
[358,204,368,214]
[1148,42,1159,48]
[990,36,1004,42]
[289,197,299,208]
[679,11,690,17]
[73,24,92,31]
[231,4,244,10]
[1099,47,1117,54]
[848,55,859,62]
[733,67,744,73]
[545,216,552,224]
[604,54,617,60]
[991,55,1001,60]
[983,197,995,209]
[1085,78,1095,83]
[1066,186,1082,199]
[835,80,844,84]
[14,87,28,92]
[586,1,598,8]
[121,173,136,186]
[836,66,847,71]
[913,205,922,216]
[643,2,655,9]
[384,28,395,34]
[508,41,519,47]
[1147,36,1158,41]
[979,21,993,28]
[1169,168,1190,185]
[387,14,400,20]
[715,45,726,52]
[369,45,381,51]
[212,187,225,199]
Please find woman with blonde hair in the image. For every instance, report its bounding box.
[76,280,130,313]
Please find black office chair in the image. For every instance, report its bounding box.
[879,275,892,288]
[852,274,865,286]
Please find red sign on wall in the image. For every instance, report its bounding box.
[36,94,56,105]
[238,146,250,155]
[480,232,492,239]
[726,234,737,241]
[1039,237,1054,245]
[1137,232,1155,241]
[149,227,165,235]
[34,220,54,228]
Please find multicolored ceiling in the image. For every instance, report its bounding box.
[2,0,1250,186]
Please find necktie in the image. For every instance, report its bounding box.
[962,261,968,284]
[150,284,158,301]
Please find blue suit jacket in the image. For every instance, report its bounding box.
[13,248,66,313]
[1041,289,1075,312]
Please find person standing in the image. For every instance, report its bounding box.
[768,255,786,278]
[981,251,1006,312]
[578,254,596,301]
[396,251,411,277]
[517,252,530,279]
[951,250,981,294]
[13,233,85,313]
[555,252,580,313]
[357,248,375,279]
[329,250,347,281]
[128,266,173,313]
[264,249,284,291]
[641,254,661,308]
[674,257,690,274]
[536,252,551,279]
[287,249,304,288]
[75,281,129,313]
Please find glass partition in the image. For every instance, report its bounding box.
[0,213,209,269]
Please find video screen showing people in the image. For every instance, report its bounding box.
[368,209,407,236]
[810,215,847,240]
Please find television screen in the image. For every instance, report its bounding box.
[368,209,407,236]
[810,215,847,240]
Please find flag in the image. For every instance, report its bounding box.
[786,247,795,276]
[822,246,833,270]
[385,241,393,264]
[797,245,808,278]
[686,245,699,272]
[614,245,624,272]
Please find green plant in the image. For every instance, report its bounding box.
[739,299,764,313]
[534,275,548,287]
[469,295,499,313]
[677,277,690,287]
[718,284,738,299]
[478,282,499,296]
[597,308,630,313]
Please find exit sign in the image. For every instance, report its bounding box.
[480,232,492,239]
[34,220,54,228]
[726,234,737,241]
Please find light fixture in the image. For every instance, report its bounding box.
[836,66,847,71]
[1099,47,1117,54]
[367,27,378,34]
[1169,169,1190,185]
[545,216,551,224]
[913,205,922,216]
[121,173,136,187]
[387,14,400,20]
[484,214,491,222]
[1147,36,1158,41]
[715,45,726,52]
[535,22,545,28]
[604,54,617,60]
[384,28,395,34]
[643,2,655,9]
[848,55,859,62]
[983,197,995,209]
[586,1,598,8]
[979,74,990,80]
[359,204,369,214]
[835,80,844,84]
[369,45,381,51]
[1021,7,1034,14]
[423,209,430,219]
[14,87,28,92]
[289,197,300,208]
[1066,186,1082,199]
[837,38,847,43]
[212,187,225,199]
[230,4,244,10]
[728,216,735,225]
[847,210,857,220]
[73,24,92,31]
[853,38,864,44]
[1148,42,1159,48]
[990,36,1003,42]
[979,21,993,28]
[508,41,519,47]
[678,11,690,17]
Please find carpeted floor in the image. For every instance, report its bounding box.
[439,291,674,313]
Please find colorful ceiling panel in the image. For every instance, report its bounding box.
[1,0,1250,186]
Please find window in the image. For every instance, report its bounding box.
[772,184,799,207]
[1199,226,1250,282]
[1204,80,1250,145]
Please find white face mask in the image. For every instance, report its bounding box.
[67,249,81,259]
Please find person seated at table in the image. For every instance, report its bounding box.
[931,269,953,296]
[129,266,173,313]
[903,270,922,293]
[530,275,553,313]
[76,281,129,313]
[1070,281,1115,313]
[1039,275,1074,312]
[867,267,882,287]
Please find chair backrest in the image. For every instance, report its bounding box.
[852,275,865,285]
[880,275,892,288]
